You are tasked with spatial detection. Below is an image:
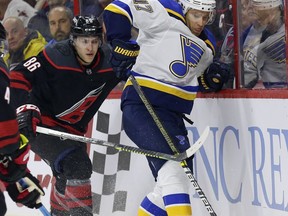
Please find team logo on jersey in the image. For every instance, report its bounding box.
[56,84,105,124]
[170,35,205,78]
[263,36,285,64]
[86,68,92,75]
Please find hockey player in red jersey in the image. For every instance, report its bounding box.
[0,23,44,216]
[10,15,122,216]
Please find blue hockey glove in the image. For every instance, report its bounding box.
[110,39,140,80]
[198,60,230,92]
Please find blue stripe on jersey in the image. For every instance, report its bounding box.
[159,0,185,23]
[159,0,183,16]
[140,196,167,216]
[103,10,132,41]
[263,82,287,88]
[122,73,197,114]
[105,0,133,24]
[163,193,190,206]
[203,28,217,56]
[122,85,195,114]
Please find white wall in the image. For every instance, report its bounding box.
[4,98,288,216]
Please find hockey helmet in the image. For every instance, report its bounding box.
[71,15,102,37]
[177,0,216,24]
[251,0,283,10]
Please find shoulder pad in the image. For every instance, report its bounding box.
[44,40,79,68]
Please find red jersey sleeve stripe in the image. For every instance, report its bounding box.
[10,72,31,91]
[0,119,20,149]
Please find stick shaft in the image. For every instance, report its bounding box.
[36,126,183,161]
[129,75,217,216]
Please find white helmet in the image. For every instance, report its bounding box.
[251,0,283,10]
[178,0,216,14]
[177,0,216,24]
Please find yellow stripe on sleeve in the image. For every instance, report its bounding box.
[105,4,132,24]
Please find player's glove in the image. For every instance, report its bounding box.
[16,104,41,140]
[110,39,140,80]
[6,172,45,209]
[0,134,30,183]
[198,60,230,92]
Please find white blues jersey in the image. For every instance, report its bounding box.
[104,0,213,114]
[244,24,286,88]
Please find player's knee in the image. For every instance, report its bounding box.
[157,161,190,195]
[61,149,92,180]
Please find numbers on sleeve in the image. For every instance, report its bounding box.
[4,86,10,104]
[23,57,41,72]
[134,0,153,13]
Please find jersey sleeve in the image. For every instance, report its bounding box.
[103,0,175,41]
[10,55,44,109]
[0,60,20,154]
[199,28,217,57]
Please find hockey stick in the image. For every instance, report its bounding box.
[18,179,51,216]
[129,74,217,216]
[35,126,208,162]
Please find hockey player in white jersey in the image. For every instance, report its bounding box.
[104,0,229,215]
[244,0,286,88]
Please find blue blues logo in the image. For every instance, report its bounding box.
[263,36,286,63]
[170,35,205,78]
[176,135,187,145]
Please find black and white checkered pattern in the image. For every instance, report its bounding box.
[91,110,131,215]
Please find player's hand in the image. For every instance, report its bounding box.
[198,60,230,92]
[0,135,30,184]
[6,173,45,209]
[110,39,140,80]
[16,104,41,140]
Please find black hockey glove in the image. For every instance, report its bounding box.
[198,61,230,92]
[16,104,41,140]
[0,134,30,184]
[6,172,45,209]
[110,39,140,80]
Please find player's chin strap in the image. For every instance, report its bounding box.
[128,74,217,216]
[35,126,208,162]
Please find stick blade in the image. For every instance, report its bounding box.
[185,126,210,158]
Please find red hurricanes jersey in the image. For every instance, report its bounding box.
[0,58,20,154]
[10,40,120,135]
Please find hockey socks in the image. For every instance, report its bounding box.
[163,193,192,216]
[50,185,69,216]
[138,193,192,216]
[65,179,93,216]
[138,160,192,216]
[138,193,167,216]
